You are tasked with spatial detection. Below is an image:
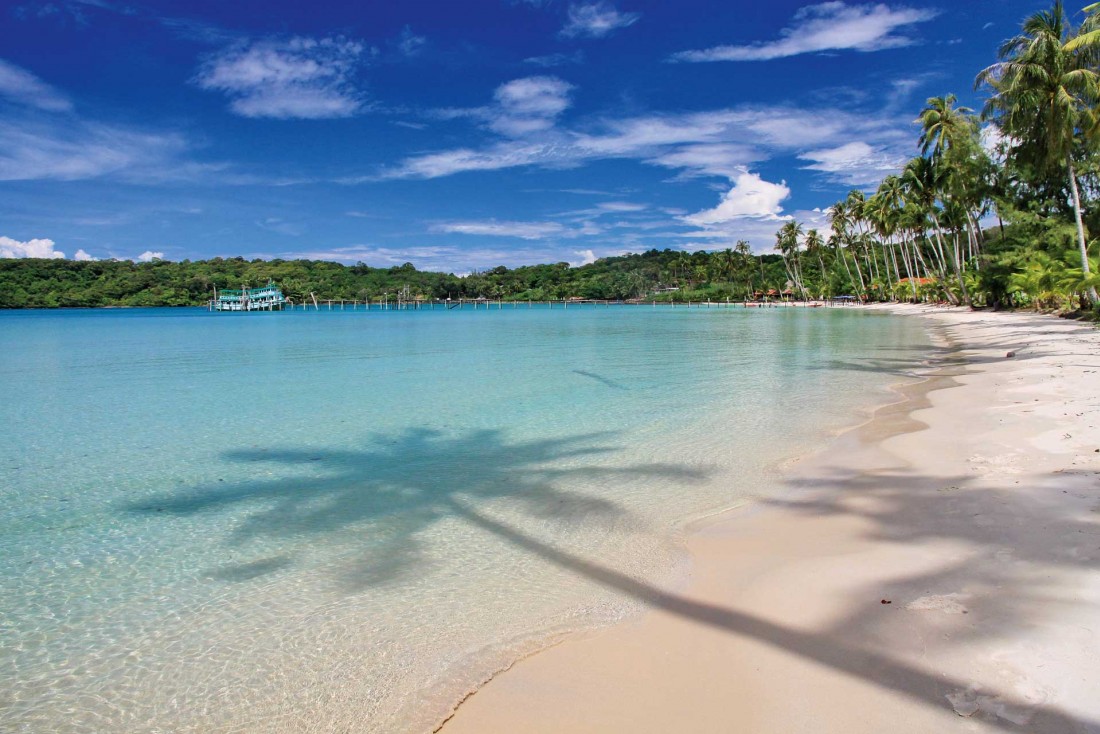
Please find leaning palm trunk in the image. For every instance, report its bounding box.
[928,213,962,305]
[1068,160,1100,306]
[911,238,933,283]
[837,247,860,295]
[795,261,809,299]
[781,256,797,296]
[851,252,867,295]
[899,239,918,301]
[949,229,971,306]
[887,242,902,300]
[915,237,934,279]
[965,211,983,270]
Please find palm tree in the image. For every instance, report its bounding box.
[976,0,1099,305]
[803,229,828,297]
[827,202,862,296]
[902,156,968,305]
[774,221,808,299]
[917,94,975,159]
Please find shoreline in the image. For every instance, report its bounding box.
[439,305,1100,733]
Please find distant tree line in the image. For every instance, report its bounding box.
[0,251,797,309]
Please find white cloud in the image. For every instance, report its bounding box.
[671,2,938,62]
[649,142,762,178]
[798,141,904,185]
[136,250,164,262]
[432,220,567,240]
[0,115,193,181]
[524,51,585,67]
[677,207,831,253]
[194,36,366,119]
[491,76,574,136]
[561,1,640,38]
[74,248,96,261]
[0,235,65,258]
[572,249,597,266]
[379,141,562,180]
[980,124,1007,161]
[384,98,910,191]
[684,171,791,225]
[0,59,72,111]
[396,26,426,57]
[598,201,646,212]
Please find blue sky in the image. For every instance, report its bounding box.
[0,0,1052,271]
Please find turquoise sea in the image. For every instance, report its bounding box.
[0,305,929,733]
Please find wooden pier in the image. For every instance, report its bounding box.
[272,298,856,312]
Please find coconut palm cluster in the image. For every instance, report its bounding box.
[778,1,1100,312]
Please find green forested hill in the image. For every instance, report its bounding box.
[0,250,792,308]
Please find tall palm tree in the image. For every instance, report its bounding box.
[827,202,862,296]
[774,220,807,299]
[976,0,1100,305]
[903,156,969,305]
[917,94,975,159]
[804,228,827,297]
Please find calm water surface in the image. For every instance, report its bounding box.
[0,305,929,732]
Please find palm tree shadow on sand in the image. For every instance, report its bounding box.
[124,427,1098,733]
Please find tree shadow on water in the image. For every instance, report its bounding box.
[125,427,706,589]
[123,427,1100,732]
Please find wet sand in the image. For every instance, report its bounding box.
[440,306,1100,733]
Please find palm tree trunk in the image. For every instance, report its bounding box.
[949,229,971,307]
[928,214,961,305]
[899,237,918,301]
[851,249,867,296]
[887,241,902,300]
[965,211,983,270]
[1068,160,1100,306]
[911,239,933,283]
[837,246,859,295]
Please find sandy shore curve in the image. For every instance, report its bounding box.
[439,305,1100,734]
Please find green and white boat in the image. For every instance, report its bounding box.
[212,282,287,311]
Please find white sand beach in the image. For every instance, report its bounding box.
[441,306,1100,733]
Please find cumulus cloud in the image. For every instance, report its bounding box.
[561,1,640,38]
[194,36,366,119]
[684,171,791,225]
[136,250,164,262]
[432,220,567,240]
[0,59,72,111]
[572,249,598,266]
[74,248,96,260]
[671,2,938,62]
[0,235,66,258]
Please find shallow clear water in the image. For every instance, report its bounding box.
[0,305,929,732]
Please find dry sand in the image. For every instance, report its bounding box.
[440,306,1100,734]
